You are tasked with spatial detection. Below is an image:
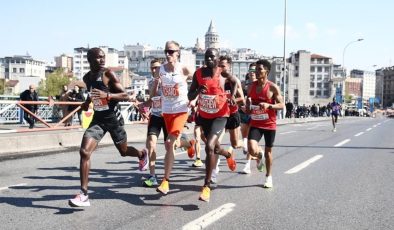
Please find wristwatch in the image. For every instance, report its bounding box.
[268,105,273,109]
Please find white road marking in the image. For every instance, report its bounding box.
[366,128,372,131]
[284,155,323,174]
[280,131,296,135]
[157,151,186,159]
[0,183,27,191]
[307,126,317,130]
[354,132,364,137]
[182,203,236,230]
[334,139,351,147]
[373,125,377,128]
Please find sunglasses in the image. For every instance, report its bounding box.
[164,50,178,55]
[151,66,160,70]
[219,65,226,68]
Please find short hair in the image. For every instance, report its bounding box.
[256,59,271,72]
[165,40,180,49]
[150,58,161,66]
[249,63,256,69]
[87,47,103,62]
[219,55,232,64]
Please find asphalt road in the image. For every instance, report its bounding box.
[0,117,393,230]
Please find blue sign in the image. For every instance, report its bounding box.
[357,97,363,109]
[369,97,374,113]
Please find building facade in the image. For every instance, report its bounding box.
[55,54,73,73]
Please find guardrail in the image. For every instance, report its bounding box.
[0,99,148,132]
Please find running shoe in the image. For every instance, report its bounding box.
[257,159,264,172]
[242,163,251,174]
[187,139,196,159]
[139,149,148,171]
[199,186,211,202]
[215,158,221,174]
[68,191,90,207]
[156,179,169,195]
[332,128,336,132]
[143,176,158,187]
[192,159,204,167]
[263,176,273,188]
[226,149,236,171]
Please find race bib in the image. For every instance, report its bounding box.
[151,96,162,113]
[250,105,269,120]
[199,94,220,114]
[92,98,109,111]
[162,83,180,99]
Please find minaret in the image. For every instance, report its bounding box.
[205,20,219,50]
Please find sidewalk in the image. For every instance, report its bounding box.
[0,117,331,160]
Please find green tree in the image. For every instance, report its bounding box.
[0,79,4,95]
[38,68,72,97]
[344,94,353,104]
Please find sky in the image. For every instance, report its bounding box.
[1,0,393,72]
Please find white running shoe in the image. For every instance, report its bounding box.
[263,176,273,188]
[242,163,251,174]
[215,158,221,175]
[69,191,90,207]
[211,169,217,184]
[257,159,264,172]
[332,128,336,132]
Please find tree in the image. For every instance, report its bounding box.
[0,79,4,95]
[344,94,353,104]
[38,68,72,97]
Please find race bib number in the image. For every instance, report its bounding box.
[199,94,220,114]
[92,98,109,111]
[162,83,180,99]
[250,105,269,120]
[151,96,162,113]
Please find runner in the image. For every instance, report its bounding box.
[68,47,148,207]
[211,55,245,183]
[142,59,168,187]
[246,59,284,188]
[156,41,195,195]
[188,48,238,202]
[330,97,341,132]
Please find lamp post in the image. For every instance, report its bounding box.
[282,0,287,119]
[342,38,364,76]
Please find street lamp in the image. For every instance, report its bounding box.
[342,38,364,76]
[282,0,287,119]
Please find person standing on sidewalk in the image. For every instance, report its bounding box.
[155,41,195,195]
[19,84,39,129]
[246,59,284,188]
[188,48,238,202]
[68,47,148,207]
[142,59,168,187]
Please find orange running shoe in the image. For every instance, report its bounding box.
[226,148,236,171]
[187,139,196,159]
[156,179,169,195]
[199,186,211,202]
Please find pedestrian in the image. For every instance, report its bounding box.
[246,59,284,188]
[60,85,71,126]
[330,97,341,132]
[68,47,148,207]
[19,84,39,129]
[155,41,195,195]
[188,48,237,202]
[67,85,85,125]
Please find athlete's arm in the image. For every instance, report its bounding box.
[270,84,285,110]
[103,70,129,101]
[235,78,245,105]
[188,72,200,101]
[81,75,92,111]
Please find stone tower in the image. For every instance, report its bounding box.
[205,20,219,50]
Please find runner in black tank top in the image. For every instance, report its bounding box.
[68,47,148,208]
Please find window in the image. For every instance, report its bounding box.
[324,67,329,73]
[317,67,322,72]
[310,82,314,88]
[20,68,25,73]
[13,68,17,73]
[317,83,322,88]
[310,66,315,72]
[310,90,314,96]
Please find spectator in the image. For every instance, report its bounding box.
[20,84,39,129]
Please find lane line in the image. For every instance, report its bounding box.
[284,155,323,174]
[182,203,236,230]
[334,139,351,147]
[0,183,27,191]
[366,128,372,131]
[280,131,297,135]
[354,132,364,137]
[373,125,377,128]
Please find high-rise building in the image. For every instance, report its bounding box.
[55,54,73,73]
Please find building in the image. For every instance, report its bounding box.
[381,66,394,108]
[0,55,46,94]
[73,47,89,80]
[349,69,376,108]
[344,77,362,98]
[55,54,73,73]
[205,20,219,49]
